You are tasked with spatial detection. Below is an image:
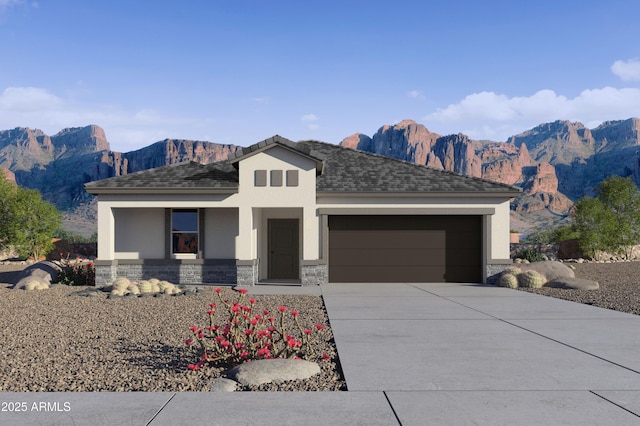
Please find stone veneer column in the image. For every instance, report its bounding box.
[301,263,328,286]
[94,261,117,288]
[236,260,258,286]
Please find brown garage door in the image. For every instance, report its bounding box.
[328,215,481,283]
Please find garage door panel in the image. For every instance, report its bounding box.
[329,230,446,249]
[330,266,446,283]
[329,248,446,266]
[328,215,482,283]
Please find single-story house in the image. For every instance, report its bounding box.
[84,135,521,287]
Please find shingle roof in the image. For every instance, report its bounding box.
[85,137,521,195]
[298,140,521,194]
[84,160,238,191]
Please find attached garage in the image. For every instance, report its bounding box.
[328,215,482,283]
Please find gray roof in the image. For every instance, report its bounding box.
[85,137,521,196]
[84,160,238,192]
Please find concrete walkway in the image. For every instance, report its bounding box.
[2,283,640,425]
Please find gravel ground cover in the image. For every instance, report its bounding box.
[0,274,346,392]
[518,261,640,316]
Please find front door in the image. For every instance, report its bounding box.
[268,219,299,279]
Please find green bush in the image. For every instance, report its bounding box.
[514,248,545,263]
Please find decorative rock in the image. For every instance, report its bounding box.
[228,359,321,386]
[14,275,50,290]
[518,261,575,282]
[546,277,599,290]
[209,378,238,392]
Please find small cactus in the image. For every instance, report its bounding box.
[503,266,522,276]
[112,277,131,292]
[497,273,519,288]
[127,284,141,295]
[518,270,546,288]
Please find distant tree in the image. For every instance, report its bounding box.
[596,176,640,259]
[0,173,61,259]
[571,176,640,259]
[572,197,616,258]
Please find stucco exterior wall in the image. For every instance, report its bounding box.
[236,147,319,261]
[114,208,165,259]
[204,208,238,258]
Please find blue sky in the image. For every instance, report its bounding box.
[1,0,640,152]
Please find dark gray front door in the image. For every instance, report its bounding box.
[268,219,299,279]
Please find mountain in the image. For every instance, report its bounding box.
[1,119,639,236]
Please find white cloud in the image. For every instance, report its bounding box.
[407,90,425,99]
[611,59,640,82]
[301,114,319,131]
[0,85,213,151]
[426,87,640,141]
[251,96,269,104]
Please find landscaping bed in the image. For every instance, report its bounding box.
[0,281,346,392]
[518,261,640,316]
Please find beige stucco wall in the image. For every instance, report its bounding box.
[113,208,165,259]
[204,208,238,258]
[235,146,319,261]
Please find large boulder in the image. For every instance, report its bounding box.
[227,359,320,386]
[546,277,599,290]
[13,261,62,290]
[517,261,575,282]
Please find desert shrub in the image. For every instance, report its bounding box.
[514,248,545,263]
[56,258,95,286]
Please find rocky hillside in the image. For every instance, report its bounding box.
[1,119,639,236]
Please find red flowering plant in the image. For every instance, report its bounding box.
[185,287,330,371]
[56,252,95,286]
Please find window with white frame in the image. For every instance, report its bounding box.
[172,209,198,254]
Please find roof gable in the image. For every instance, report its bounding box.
[228,135,324,173]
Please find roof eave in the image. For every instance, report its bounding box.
[84,187,238,195]
[316,190,522,198]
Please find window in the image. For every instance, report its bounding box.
[270,170,283,186]
[255,170,267,186]
[172,209,198,254]
[286,170,299,186]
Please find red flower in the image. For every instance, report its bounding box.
[214,287,222,294]
[197,330,204,339]
[209,303,217,309]
[290,310,299,317]
[237,288,248,295]
[184,339,192,346]
[314,324,325,330]
[249,297,256,305]
[322,353,330,361]
[189,325,198,333]
[188,363,200,371]
[304,329,312,335]
[278,306,287,313]
[206,309,214,316]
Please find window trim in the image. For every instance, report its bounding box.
[171,208,199,257]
